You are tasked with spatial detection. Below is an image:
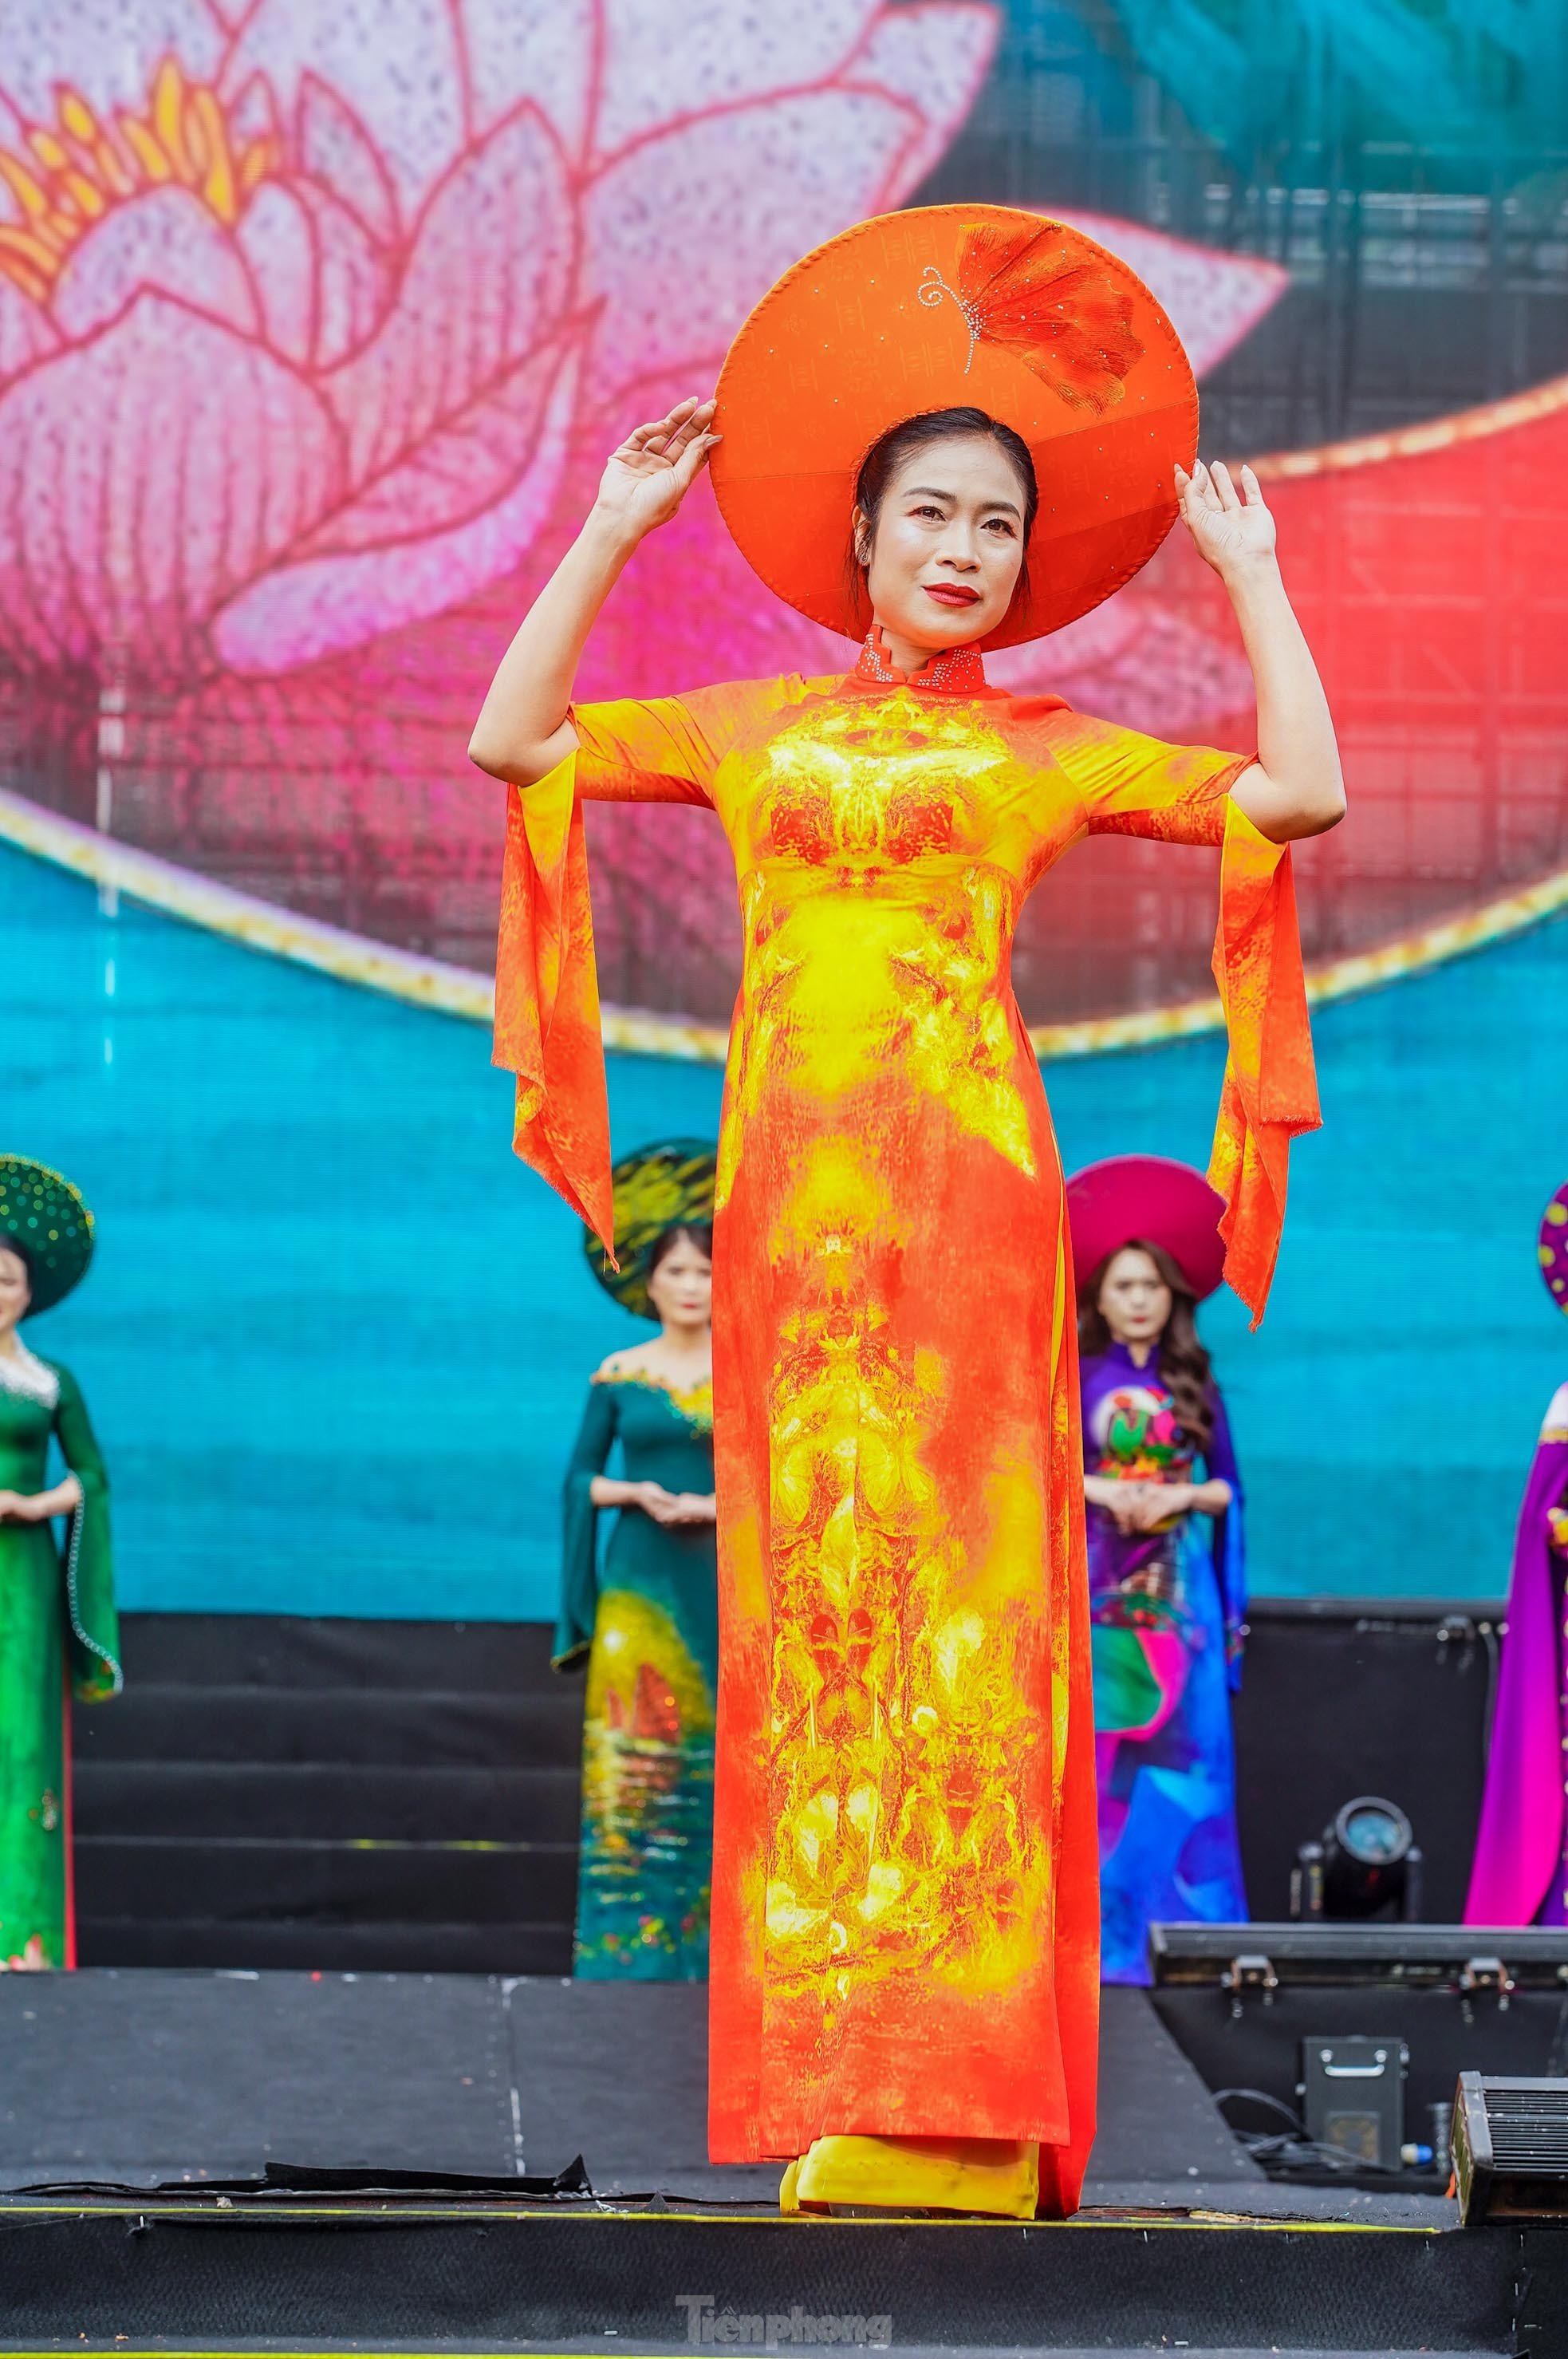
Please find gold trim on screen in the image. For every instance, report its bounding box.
[2,787,1562,1066]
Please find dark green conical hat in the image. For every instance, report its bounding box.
[584,1138,716,1321]
[0,1156,95,1315]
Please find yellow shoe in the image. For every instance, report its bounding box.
[790,2133,1039,2220]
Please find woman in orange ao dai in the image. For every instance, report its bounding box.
[468,208,1343,2220]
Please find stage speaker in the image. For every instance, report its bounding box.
[1452,2073,1568,2223]
[1301,2034,1408,2168]
[1148,1925,1568,2187]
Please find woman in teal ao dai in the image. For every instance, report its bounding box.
[0,1159,119,1972]
[557,1142,719,1978]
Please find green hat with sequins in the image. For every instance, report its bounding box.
[0,1156,95,1315]
[585,1138,716,1321]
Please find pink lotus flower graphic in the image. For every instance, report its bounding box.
[0,0,1011,688]
[0,0,1302,1028]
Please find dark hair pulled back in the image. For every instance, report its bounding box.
[1077,1237,1215,1457]
[648,1222,713,1275]
[849,406,1038,626]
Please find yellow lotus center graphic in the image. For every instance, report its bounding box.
[0,58,274,303]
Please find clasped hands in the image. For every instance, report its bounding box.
[1086,1475,1191,1537]
[628,1480,716,1529]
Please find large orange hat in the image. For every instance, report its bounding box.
[710,204,1198,651]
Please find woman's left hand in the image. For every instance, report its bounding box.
[1174,460,1275,582]
[1181,456,1345,842]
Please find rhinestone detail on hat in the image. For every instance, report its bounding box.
[854,624,986,696]
[919,263,981,371]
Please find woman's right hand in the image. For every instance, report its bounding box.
[0,1488,52,1524]
[628,1480,685,1525]
[591,398,719,546]
[468,396,720,786]
[634,1484,719,1529]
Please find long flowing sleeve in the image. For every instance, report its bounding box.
[556,1379,619,1672]
[493,749,617,1250]
[490,684,778,1252]
[51,1363,120,1703]
[1060,713,1321,1325]
[1204,1383,1247,1693]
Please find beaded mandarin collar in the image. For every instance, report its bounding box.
[853,622,987,696]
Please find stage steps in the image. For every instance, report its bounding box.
[70,1597,1499,1972]
[73,1616,581,1972]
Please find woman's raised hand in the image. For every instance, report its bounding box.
[468,395,720,784]
[593,397,719,544]
[1176,457,1345,843]
[1174,459,1277,581]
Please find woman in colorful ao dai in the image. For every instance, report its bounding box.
[469,208,1343,2219]
[1069,1156,1247,1983]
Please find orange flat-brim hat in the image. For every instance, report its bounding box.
[710,204,1199,651]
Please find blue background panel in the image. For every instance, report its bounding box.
[9,841,1563,1619]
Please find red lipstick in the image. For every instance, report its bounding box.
[924,583,981,607]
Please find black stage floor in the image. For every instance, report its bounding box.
[0,1972,1507,2357]
[0,1967,1448,2219]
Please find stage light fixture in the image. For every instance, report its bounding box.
[1291,1795,1423,1923]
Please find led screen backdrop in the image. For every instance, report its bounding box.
[4,0,1566,1615]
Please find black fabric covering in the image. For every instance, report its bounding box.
[0,2203,1513,2351]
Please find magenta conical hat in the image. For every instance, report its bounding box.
[1066,1154,1226,1300]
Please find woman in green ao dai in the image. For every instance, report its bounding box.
[0,1158,119,1972]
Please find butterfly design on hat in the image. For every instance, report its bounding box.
[917,218,1144,413]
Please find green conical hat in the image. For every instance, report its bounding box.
[585,1138,716,1321]
[0,1156,95,1314]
